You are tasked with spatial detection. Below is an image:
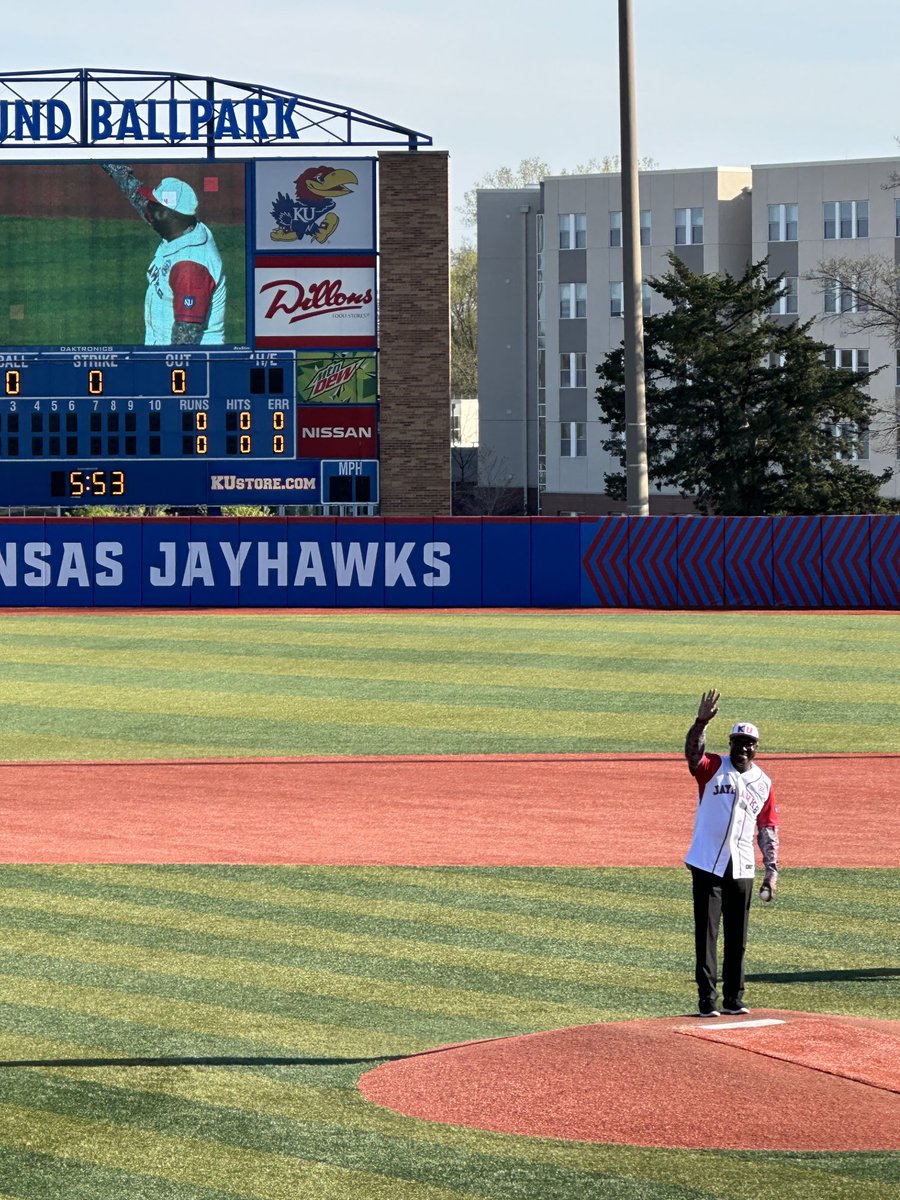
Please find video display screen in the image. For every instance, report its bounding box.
[0,161,247,347]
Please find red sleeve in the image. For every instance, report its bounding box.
[757,783,779,829]
[694,753,721,795]
[170,260,215,324]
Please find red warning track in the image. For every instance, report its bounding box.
[359,1010,900,1150]
[0,752,896,865]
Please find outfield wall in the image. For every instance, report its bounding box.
[0,515,896,608]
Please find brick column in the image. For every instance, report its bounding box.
[378,151,451,515]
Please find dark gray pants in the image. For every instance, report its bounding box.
[690,861,753,1005]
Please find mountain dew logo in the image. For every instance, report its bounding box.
[296,352,377,404]
[310,359,364,396]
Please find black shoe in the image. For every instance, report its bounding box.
[698,999,720,1017]
[721,1001,750,1015]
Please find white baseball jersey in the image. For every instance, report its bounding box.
[685,753,777,879]
[145,222,226,345]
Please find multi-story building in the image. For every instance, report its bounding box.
[477,158,900,513]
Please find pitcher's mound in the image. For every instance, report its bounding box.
[359,1010,900,1150]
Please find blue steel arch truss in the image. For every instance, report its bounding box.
[0,67,433,154]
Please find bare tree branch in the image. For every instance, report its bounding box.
[806,255,900,450]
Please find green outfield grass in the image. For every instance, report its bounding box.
[0,216,246,346]
[0,609,896,759]
[0,864,895,1200]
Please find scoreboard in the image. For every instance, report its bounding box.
[0,156,380,509]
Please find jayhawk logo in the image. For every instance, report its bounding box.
[270,165,359,245]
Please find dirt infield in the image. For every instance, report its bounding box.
[359,1010,900,1150]
[0,752,896,865]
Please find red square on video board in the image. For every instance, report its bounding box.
[203,177,219,192]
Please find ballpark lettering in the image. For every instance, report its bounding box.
[147,541,451,588]
[0,541,123,587]
[0,97,316,145]
[261,279,373,324]
[0,100,72,141]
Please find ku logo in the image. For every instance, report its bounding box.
[183,296,195,308]
[270,165,359,245]
[713,782,734,795]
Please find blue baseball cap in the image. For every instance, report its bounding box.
[151,177,198,216]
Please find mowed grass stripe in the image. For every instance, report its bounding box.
[2,902,891,1027]
[0,898,689,1003]
[5,869,898,982]
[0,927,608,1031]
[1,615,898,679]
[0,726,613,761]
[2,628,899,692]
[0,1102,473,1200]
[0,971,420,1059]
[1,695,897,755]
[17,866,900,954]
[0,1094,699,1200]
[0,1149,245,1200]
[3,644,900,703]
[0,874,895,1021]
[2,608,898,648]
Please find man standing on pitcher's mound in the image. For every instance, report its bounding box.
[684,689,780,1017]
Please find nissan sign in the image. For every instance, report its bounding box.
[297,405,377,457]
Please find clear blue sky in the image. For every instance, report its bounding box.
[5,0,899,244]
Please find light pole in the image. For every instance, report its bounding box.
[618,0,650,516]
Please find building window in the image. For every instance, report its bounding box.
[560,353,587,389]
[828,348,869,371]
[675,207,703,245]
[560,421,587,457]
[824,200,868,239]
[770,277,799,315]
[610,209,651,247]
[833,422,868,461]
[559,282,587,319]
[896,349,900,386]
[559,213,586,249]
[896,199,900,237]
[611,281,652,317]
[767,203,798,242]
[824,281,868,314]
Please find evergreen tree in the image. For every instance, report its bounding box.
[596,256,892,514]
